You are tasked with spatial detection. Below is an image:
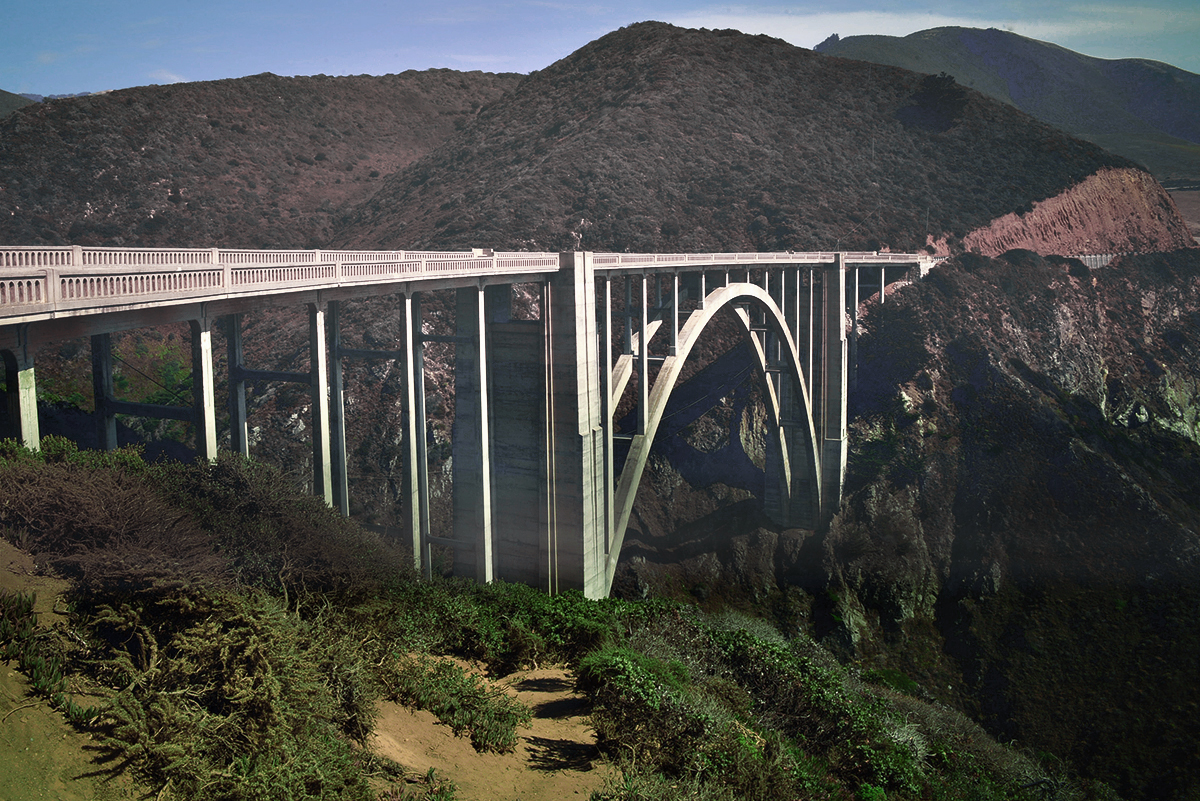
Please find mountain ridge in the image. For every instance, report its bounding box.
[815,26,1200,182]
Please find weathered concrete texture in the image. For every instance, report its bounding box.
[546,253,608,598]
[489,319,546,586]
[820,257,849,521]
[452,286,493,583]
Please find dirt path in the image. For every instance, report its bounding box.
[370,666,616,801]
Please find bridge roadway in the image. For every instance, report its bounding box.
[0,246,934,597]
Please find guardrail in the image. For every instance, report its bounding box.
[0,246,943,323]
[0,247,565,321]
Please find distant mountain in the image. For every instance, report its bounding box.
[334,22,1189,256]
[815,27,1200,183]
[0,88,35,118]
[0,70,520,248]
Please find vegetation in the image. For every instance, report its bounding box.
[0,437,1114,800]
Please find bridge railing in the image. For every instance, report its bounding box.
[0,246,563,321]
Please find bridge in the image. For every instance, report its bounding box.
[0,246,935,597]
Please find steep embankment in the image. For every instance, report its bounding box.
[0,70,519,248]
[815,26,1200,183]
[956,166,1192,255]
[334,22,1182,256]
[831,248,1200,801]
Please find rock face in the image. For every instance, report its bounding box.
[615,249,1200,800]
[643,248,1200,801]
[954,167,1195,255]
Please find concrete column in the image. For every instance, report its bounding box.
[225,314,249,457]
[308,303,334,506]
[600,276,614,557]
[452,285,494,584]
[405,293,431,576]
[2,346,39,451]
[849,267,859,393]
[545,252,606,598]
[669,272,679,356]
[329,300,350,516]
[90,334,118,451]
[189,319,218,462]
[637,274,648,436]
[488,286,544,586]
[820,254,849,522]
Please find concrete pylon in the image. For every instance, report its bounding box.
[452,285,494,584]
[819,254,849,522]
[189,319,218,462]
[2,344,39,451]
[545,253,608,599]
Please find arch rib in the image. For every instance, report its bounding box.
[604,282,821,593]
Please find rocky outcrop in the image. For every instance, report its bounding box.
[950,167,1195,256]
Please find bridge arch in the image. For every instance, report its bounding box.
[603,281,822,593]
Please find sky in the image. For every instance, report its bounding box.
[5,1,1198,97]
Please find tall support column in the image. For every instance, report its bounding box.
[807,268,815,408]
[189,319,218,462]
[452,285,494,584]
[820,254,849,522]
[90,333,118,451]
[637,274,648,436]
[600,275,615,557]
[329,300,350,516]
[880,266,886,304]
[669,272,679,356]
[225,314,249,457]
[308,303,334,506]
[849,266,860,393]
[406,293,431,576]
[546,252,606,598]
[2,342,39,451]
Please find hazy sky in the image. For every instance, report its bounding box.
[6,1,1198,96]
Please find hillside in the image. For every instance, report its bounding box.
[333,23,1190,256]
[0,69,520,248]
[815,27,1200,183]
[0,88,35,119]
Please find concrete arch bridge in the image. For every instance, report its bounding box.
[0,246,934,597]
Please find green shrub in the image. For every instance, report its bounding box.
[381,654,531,753]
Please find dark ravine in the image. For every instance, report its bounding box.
[621,248,1200,800]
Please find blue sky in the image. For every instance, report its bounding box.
[6,1,1198,96]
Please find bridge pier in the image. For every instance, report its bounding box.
[1,341,39,450]
[819,255,850,522]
